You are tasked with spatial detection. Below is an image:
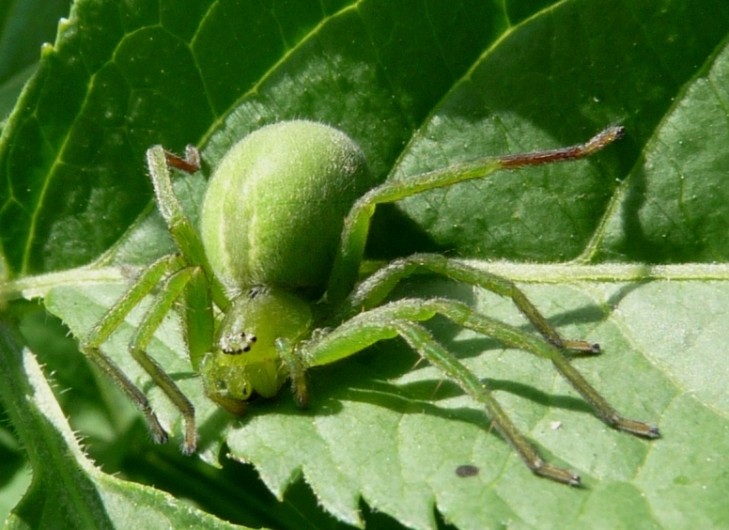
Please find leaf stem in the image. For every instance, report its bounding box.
[3,262,729,306]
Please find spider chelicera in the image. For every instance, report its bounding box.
[80,120,658,486]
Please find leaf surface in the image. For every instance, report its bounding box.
[1,0,728,529]
[0,318,255,530]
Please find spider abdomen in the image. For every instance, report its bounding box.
[200,120,376,298]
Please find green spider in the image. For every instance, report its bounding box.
[81,120,658,486]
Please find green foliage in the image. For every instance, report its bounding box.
[1,0,728,529]
[0,317,252,530]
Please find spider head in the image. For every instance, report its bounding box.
[201,286,313,412]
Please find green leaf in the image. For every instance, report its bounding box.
[0,0,71,122]
[39,267,729,529]
[0,317,255,530]
[2,0,729,529]
[593,39,729,263]
[234,278,729,529]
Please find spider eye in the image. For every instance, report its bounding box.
[248,287,262,299]
[220,331,257,355]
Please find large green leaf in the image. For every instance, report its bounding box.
[1,0,728,529]
[38,268,729,530]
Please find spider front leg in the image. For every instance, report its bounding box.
[81,255,209,453]
[80,145,223,453]
[126,264,212,454]
[146,145,230,312]
[298,297,658,485]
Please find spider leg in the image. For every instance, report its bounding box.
[81,255,183,446]
[182,263,214,372]
[340,253,598,353]
[127,265,209,455]
[146,145,230,312]
[392,320,581,485]
[415,298,659,439]
[326,127,624,306]
[82,253,211,454]
[276,337,310,408]
[299,296,658,485]
[299,302,579,485]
